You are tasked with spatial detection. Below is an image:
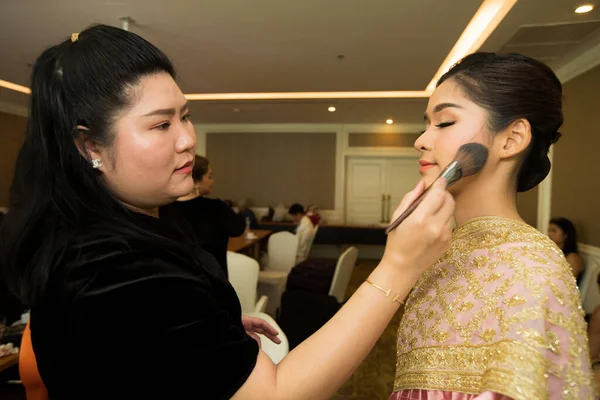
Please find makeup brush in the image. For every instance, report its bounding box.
[385,142,488,234]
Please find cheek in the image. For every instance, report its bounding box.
[434,134,462,168]
[116,131,174,178]
[433,123,487,168]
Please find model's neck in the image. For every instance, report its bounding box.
[453,180,522,226]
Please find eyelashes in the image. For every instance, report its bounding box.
[154,114,192,131]
[419,121,456,134]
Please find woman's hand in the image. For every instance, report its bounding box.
[379,178,455,283]
[242,315,282,347]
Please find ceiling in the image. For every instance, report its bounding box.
[1,0,599,124]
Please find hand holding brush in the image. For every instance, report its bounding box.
[385,143,488,235]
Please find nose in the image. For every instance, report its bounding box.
[414,129,433,153]
[176,122,196,153]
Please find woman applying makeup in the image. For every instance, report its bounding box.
[0,25,454,400]
[391,53,594,399]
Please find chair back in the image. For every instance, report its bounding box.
[19,321,49,400]
[227,251,261,313]
[329,246,359,303]
[297,225,319,263]
[581,255,600,314]
[266,231,298,273]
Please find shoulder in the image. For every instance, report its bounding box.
[566,252,583,263]
[62,238,212,301]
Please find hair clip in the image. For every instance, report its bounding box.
[71,33,79,43]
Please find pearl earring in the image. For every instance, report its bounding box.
[90,159,102,169]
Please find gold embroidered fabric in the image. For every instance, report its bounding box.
[394,216,596,400]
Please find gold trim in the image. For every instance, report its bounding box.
[394,341,548,399]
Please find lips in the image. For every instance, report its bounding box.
[419,160,436,167]
[174,160,193,175]
[419,159,437,174]
[175,160,193,171]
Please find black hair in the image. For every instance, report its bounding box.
[0,25,180,308]
[550,217,579,256]
[288,203,305,216]
[192,155,210,182]
[437,52,563,192]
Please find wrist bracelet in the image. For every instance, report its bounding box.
[365,279,404,305]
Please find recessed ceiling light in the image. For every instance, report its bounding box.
[328,106,336,112]
[233,108,240,113]
[386,119,394,125]
[575,4,594,13]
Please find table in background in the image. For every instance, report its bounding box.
[228,229,272,260]
[259,222,386,245]
[0,354,18,374]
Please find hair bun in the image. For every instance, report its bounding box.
[517,152,551,192]
[552,131,562,145]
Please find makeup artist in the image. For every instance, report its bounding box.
[0,25,454,400]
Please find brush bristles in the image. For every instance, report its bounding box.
[455,143,488,177]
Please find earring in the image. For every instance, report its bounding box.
[90,159,102,169]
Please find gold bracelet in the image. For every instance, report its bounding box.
[365,279,404,305]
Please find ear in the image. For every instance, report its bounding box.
[497,119,532,160]
[73,126,103,166]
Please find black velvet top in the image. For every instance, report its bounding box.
[160,196,246,278]
[30,211,258,400]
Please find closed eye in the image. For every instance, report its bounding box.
[182,113,192,122]
[155,122,171,131]
[435,121,455,128]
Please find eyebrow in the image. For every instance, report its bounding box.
[142,102,189,118]
[424,102,464,122]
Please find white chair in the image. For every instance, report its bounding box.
[580,256,600,314]
[244,311,289,364]
[329,246,359,303]
[258,231,299,316]
[296,225,319,264]
[227,251,268,313]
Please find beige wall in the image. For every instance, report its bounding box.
[0,111,26,207]
[552,64,600,246]
[517,187,538,227]
[348,133,420,147]
[206,132,336,208]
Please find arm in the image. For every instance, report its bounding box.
[589,306,600,360]
[217,200,246,237]
[566,253,584,280]
[233,179,455,400]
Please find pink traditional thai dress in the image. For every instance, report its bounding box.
[390,217,596,400]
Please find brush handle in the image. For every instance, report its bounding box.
[384,187,429,234]
[384,161,461,235]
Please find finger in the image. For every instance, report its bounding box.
[241,316,255,330]
[254,328,281,344]
[253,326,280,339]
[390,180,426,220]
[256,321,279,336]
[436,193,455,223]
[264,333,282,344]
[410,179,448,221]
